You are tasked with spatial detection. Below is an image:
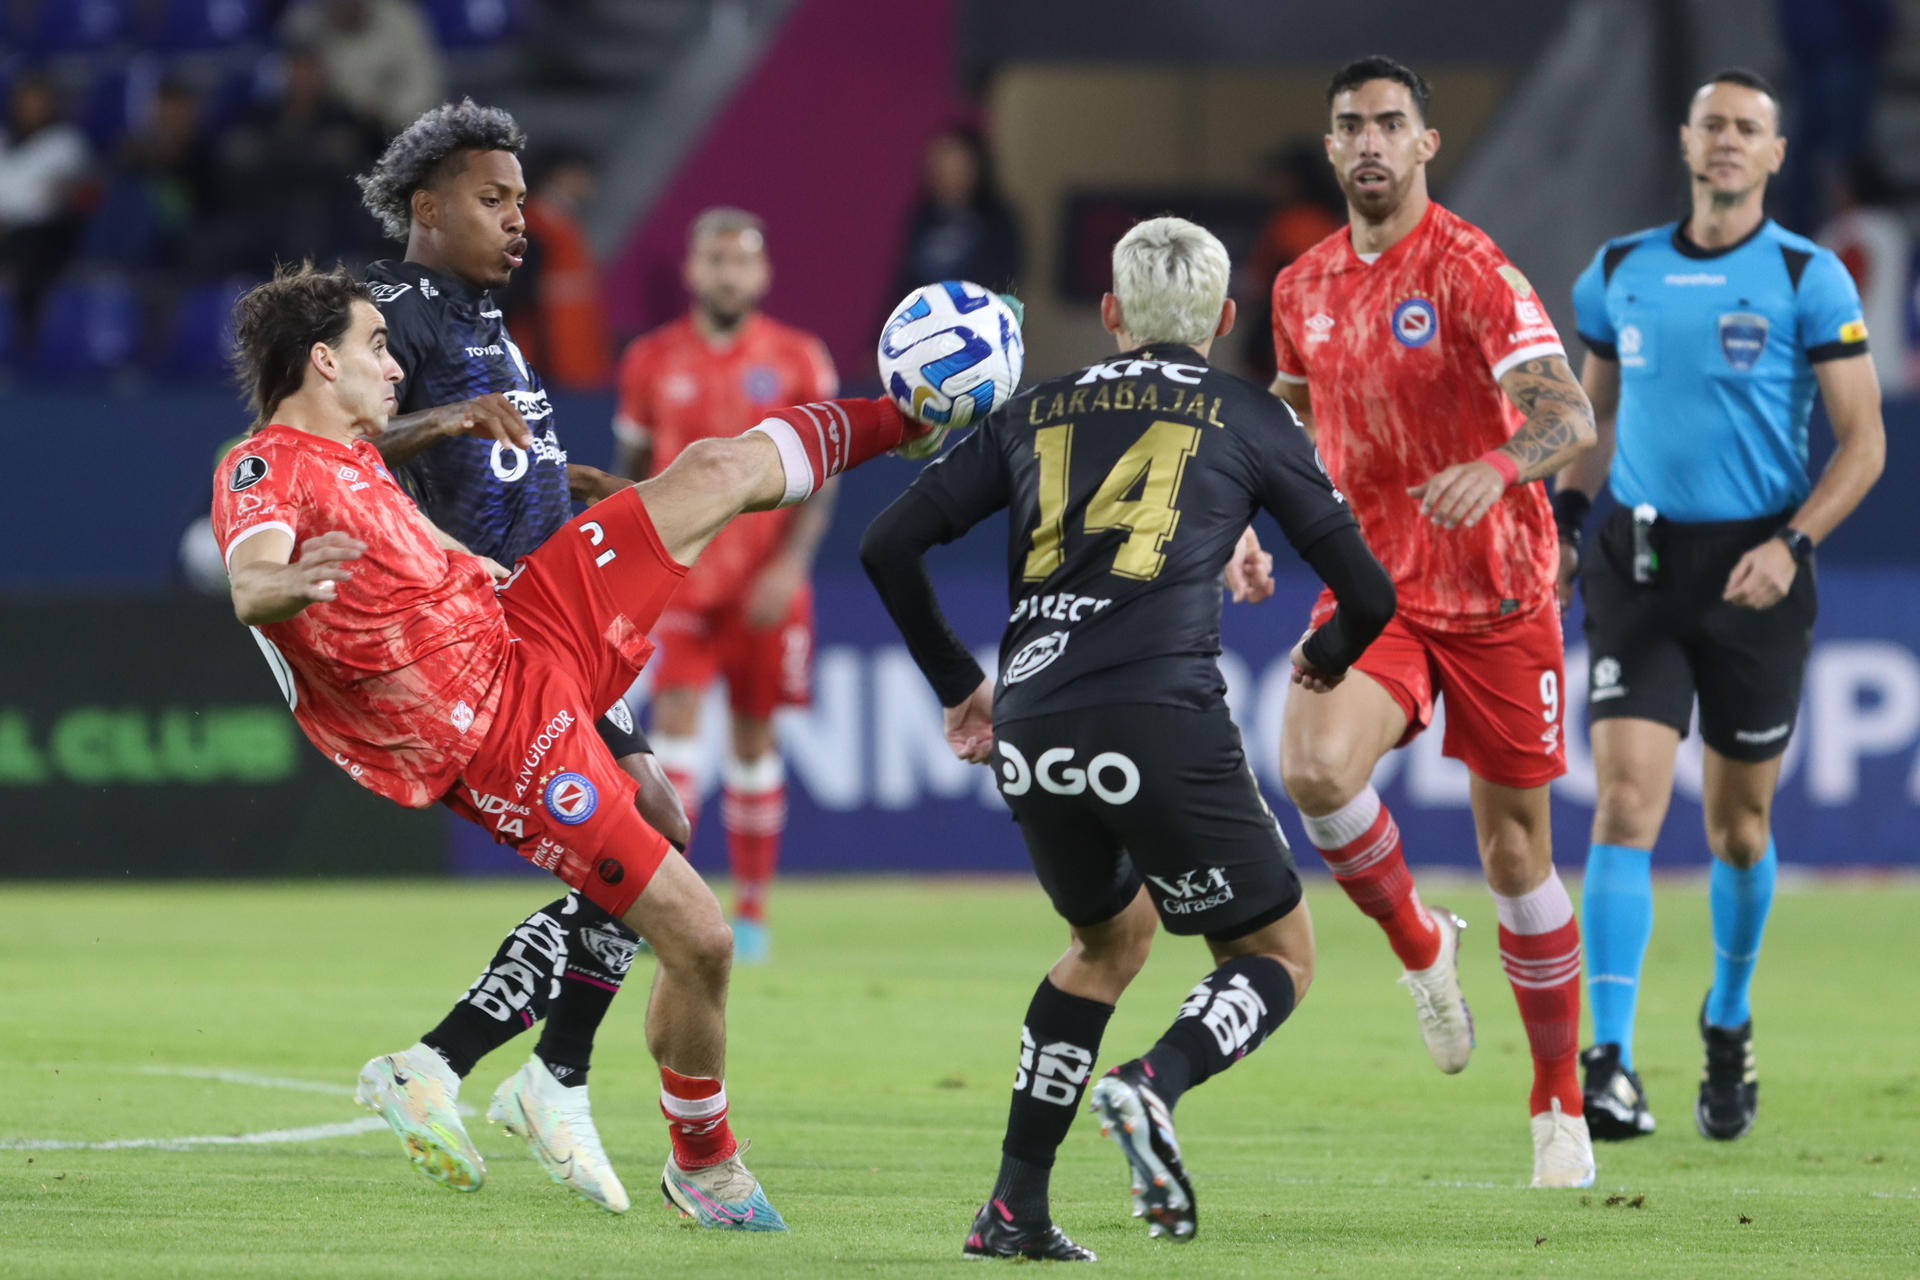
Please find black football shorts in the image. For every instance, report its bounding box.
[991,703,1301,940]
[1582,508,1816,763]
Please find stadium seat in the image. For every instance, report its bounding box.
[77,62,147,152]
[425,0,521,48]
[160,277,251,378]
[16,0,129,54]
[143,0,266,51]
[76,180,162,268]
[30,276,139,375]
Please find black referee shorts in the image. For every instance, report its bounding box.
[1581,508,1816,762]
[991,704,1302,940]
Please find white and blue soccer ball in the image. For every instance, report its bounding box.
[877,280,1024,458]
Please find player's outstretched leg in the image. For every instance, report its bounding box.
[964,893,1153,1262]
[621,850,786,1231]
[355,1043,485,1192]
[1090,902,1312,1243]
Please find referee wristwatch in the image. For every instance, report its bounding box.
[1775,526,1814,562]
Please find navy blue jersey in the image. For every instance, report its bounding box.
[368,260,572,564]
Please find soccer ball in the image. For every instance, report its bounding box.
[877,281,1025,458]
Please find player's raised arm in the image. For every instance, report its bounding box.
[373,392,534,466]
[227,529,367,625]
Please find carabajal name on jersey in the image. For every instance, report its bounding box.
[369,261,572,565]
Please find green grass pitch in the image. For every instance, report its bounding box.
[2,875,1916,1278]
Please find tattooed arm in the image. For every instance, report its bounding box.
[1409,353,1597,530]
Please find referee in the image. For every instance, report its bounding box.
[1554,69,1885,1145]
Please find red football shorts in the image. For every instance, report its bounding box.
[1311,590,1569,789]
[651,583,814,718]
[448,489,689,917]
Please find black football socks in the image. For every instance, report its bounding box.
[421,899,572,1078]
[990,978,1115,1224]
[1137,955,1296,1109]
[534,898,643,1088]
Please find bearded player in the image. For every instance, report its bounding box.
[1255,56,1600,1186]
[342,100,689,1214]
[612,207,838,964]
[214,261,939,1227]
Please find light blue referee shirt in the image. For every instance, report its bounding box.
[1570,219,1868,522]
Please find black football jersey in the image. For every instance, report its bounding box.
[367,260,571,565]
[905,345,1355,720]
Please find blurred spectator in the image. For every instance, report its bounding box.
[1817,161,1912,394]
[504,148,612,390]
[1775,0,1897,230]
[280,0,449,134]
[0,75,93,341]
[887,124,1022,302]
[113,79,221,270]
[208,45,384,275]
[1241,143,1342,380]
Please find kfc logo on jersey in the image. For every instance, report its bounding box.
[544,772,598,825]
[229,455,269,492]
[1305,313,1335,344]
[1391,298,1438,348]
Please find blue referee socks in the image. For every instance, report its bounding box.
[1706,840,1776,1030]
[1582,843,1654,1070]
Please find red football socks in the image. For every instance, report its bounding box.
[1301,787,1442,970]
[660,1066,737,1169]
[722,755,785,924]
[748,397,918,507]
[1493,873,1584,1116]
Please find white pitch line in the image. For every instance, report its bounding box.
[134,1063,476,1115]
[137,1065,357,1096]
[0,1062,482,1151]
[1,1118,389,1151]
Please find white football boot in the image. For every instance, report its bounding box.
[488,1056,631,1213]
[1530,1098,1598,1188]
[1397,907,1476,1073]
[355,1043,484,1192]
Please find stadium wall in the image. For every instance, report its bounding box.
[7,568,1920,880]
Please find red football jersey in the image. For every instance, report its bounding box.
[210,425,510,808]
[614,312,836,611]
[1272,202,1565,631]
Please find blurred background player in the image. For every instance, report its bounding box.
[864,220,1396,1257]
[613,207,838,963]
[348,100,691,1213]
[1559,70,1885,1144]
[1259,56,1600,1187]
